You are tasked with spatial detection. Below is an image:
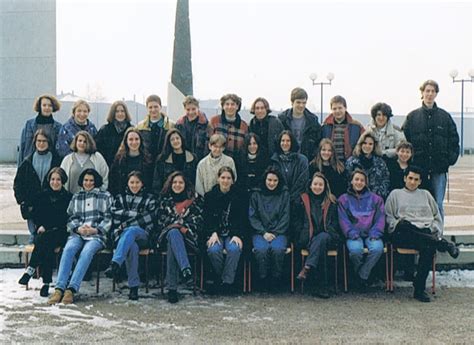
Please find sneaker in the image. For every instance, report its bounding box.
[18,273,31,286]
[181,267,193,284]
[297,266,311,281]
[48,289,63,305]
[62,289,74,305]
[40,284,50,297]
[168,289,178,304]
[129,286,139,301]
[414,290,431,302]
[105,261,121,280]
[447,243,460,259]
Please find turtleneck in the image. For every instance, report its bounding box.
[172,151,186,171]
[225,114,236,123]
[35,113,54,124]
[32,151,52,183]
[171,190,187,203]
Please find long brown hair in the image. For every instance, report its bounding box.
[310,172,336,204]
[157,128,186,162]
[114,127,151,164]
[161,171,195,199]
[310,139,344,174]
[106,101,132,123]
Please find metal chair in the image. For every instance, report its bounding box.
[299,248,341,294]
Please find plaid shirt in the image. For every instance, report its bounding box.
[210,113,248,158]
[111,189,157,244]
[67,188,113,246]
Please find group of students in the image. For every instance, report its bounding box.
[14,79,461,304]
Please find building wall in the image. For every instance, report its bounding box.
[0,0,56,162]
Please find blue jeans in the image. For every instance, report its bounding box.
[305,232,332,285]
[346,238,383,281]
[55,235,104,292]
[27,219,36,244]
[166,228,191,290]
[253,234,287,279]
[207,236,241,284]
[111,226,148,288]
[430,172,446,221]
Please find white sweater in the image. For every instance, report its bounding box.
[195,153,236,196]
[60,152,109,192]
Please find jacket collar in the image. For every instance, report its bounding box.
[324,112,355,125]
[164,150,195,163]
[220,111,242,128]
[177,111,208,126]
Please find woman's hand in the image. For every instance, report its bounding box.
[37,226,46,234]
[263,232,276,242]
[78,225,98,236]
[230,236,243,249]
[207,232,220,248]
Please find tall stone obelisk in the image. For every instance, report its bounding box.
[167,0,193,120]
[0,0,57,162]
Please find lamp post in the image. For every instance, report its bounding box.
[449,69,474,156]
[309,72,334,123]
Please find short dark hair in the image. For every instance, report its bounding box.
[330,95,347,108]
[275,130,299,154]
[404,165,424,178]
[33,94,61,113]
[78,168,103,189]
[370,102,393,119]
[218,166,235,181]
[396,140,413,153]
[290,88,308,102]
[127,170,145,184]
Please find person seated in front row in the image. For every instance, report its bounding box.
[385,165,459,303]
[48,168,113,305]
[338,169,385,291]
[248,167,290,292]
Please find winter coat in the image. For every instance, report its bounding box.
[108,154,153,196]
[249,115,285,158]
[278,108,321,160]
[365,120,405,159]
[195,153,236,196]
[56,117,98,158]
[402,102,459,174]
[345,155,390,200]
[337,188,385,240]
[210,112,249,159]
[67,187,113,247]
[386,158,407,191]
[111,188,157,247]
[60,152,109,192]
[309,163,347,198]
[175,111,212,161]
[137,114,175,162]
[32,187,72,233]
[152,151,197,195]
[18,116,62,165]
[95,122,133,166]
[203,185,247,240]
[294,192,339,249]
[235,152,269,193]
[270,152,309,203]
[156,194,204,253]
[322,113,364,161]
[13,152,61,207]
[248,187,290,237]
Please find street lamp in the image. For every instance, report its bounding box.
[450,68,474,156]
[309,72,334,123]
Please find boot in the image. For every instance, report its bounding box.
[129,286,139,301]
[47,289,63,305]
[414,289,431,302]
[447,243,460,259]
[105,261,121,280]
[168,289,178,304]
[18,273,32,286]
[40,284,50,297]
[297,266,311,281]
[312,286,330,299]
[181,267,193,285]
[62,289,74,305]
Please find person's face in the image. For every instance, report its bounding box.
[331,102,346,122]
[40,98,53,116]
[254,101,267,120]
[128,175,144,194]
[248,137,258,155]
[223,99,238,117]
[35,134,49,152]
[218,171,233,192]
[351,173,366,192]
[76,135,87,153]
[49,172,63,191]
[127,132,141,153]
[74,104,89,124]
[280,134,292,153]
[265,173,279,191]
[185,104,199,119]
[422,85,437,106]
[292,99,307,115]
[375,111,388,128]
[209,143,224,157]
[147,101,162,119]
[115,105,127,122]
[170,133,182,151]
[397,148,412,164]
[320,144,333,162]
[404,171,422,191]
[171,175,185,194]
[310,176,325,196]
[361,137,375,156]
[83,174,95,191]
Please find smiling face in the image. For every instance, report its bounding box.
[320,143,333,162]
[375,110,388,128]
[76,134,87,154]
[126,132,141,154]
[404,171,422,191]
[265,173,279,191]
[40,98,53,116]
[361,137,375,157]
[73,104,89,125]
[397,147,412,164]
[254,101,268,120]
[185,104,199,120]
[35,134,49,152]
[280,134,292,153]
[310,176,325,196]
[128,175,144,194]
[171,175,185,194]
[292,99,307,116]
[147,101,162,120]
[331,102,346,123]
[351,172,366,192]
[218,171,234,192]
[49,172,63,191]
[223,99,238,118]
[82,174,95,191]
[114,105,127,122]
[209,143,224,158]
[170,133,183,152]
[248,137,258,155]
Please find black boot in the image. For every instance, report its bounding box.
[414,289,431,302]
[18,273,32,286]
[181,267,193,285]
[168,289,178,303]
[105,261,121,280]
[40,284,50,297]
[129,286,139,301]
[312,285,330,299]
[447,243,460,259]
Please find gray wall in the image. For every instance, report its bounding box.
[0,0,56,162]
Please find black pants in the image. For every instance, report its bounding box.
[391,221,449,291]
[29,230,68,283]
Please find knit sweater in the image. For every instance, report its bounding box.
[195,153,236,196]
[60,152,109,192]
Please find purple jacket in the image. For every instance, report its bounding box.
[337,188,385,240]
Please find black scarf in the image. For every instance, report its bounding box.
[171,190,187,203]
[35,113,54,124]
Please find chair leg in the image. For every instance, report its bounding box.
[248,260,252,293]
[193,255,197,296]
[390,245,394,292]
[290,248,294,293]
[300,255,305,294]
[343,246,348,293]
[145,254,149,294]
[96,256,100,294]
[200,257,204,291]
[334,255,338,295]
[25,252,30,291]
[160,254,165,295]
[243,260,247,293]
[385,247,389,292]
[432,256,436,295]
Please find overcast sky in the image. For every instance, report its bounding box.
[56,0,473,115]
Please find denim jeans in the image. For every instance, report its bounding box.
[112,226,148,288]
[207,236,241,284]
[305,232,332,285]
[253,234,287,280]
[55,235,104,292]
[429,172,447,221]
[166,228,191,290]
[346,237,383,280]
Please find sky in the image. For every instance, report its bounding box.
[56,0,473,115]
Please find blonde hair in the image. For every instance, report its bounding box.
[72,99,91,115]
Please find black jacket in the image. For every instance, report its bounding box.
[249,115,284,159]
[309,163,347,198]
[108,154,153,196]
[235,152,269,193]
[270,152,309,204]
[248,187,290,236]
[403,103,459,174]
[32,187,72,232]
[152,151,197,195]
[278,108,322,161]
[95,122,133,167]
